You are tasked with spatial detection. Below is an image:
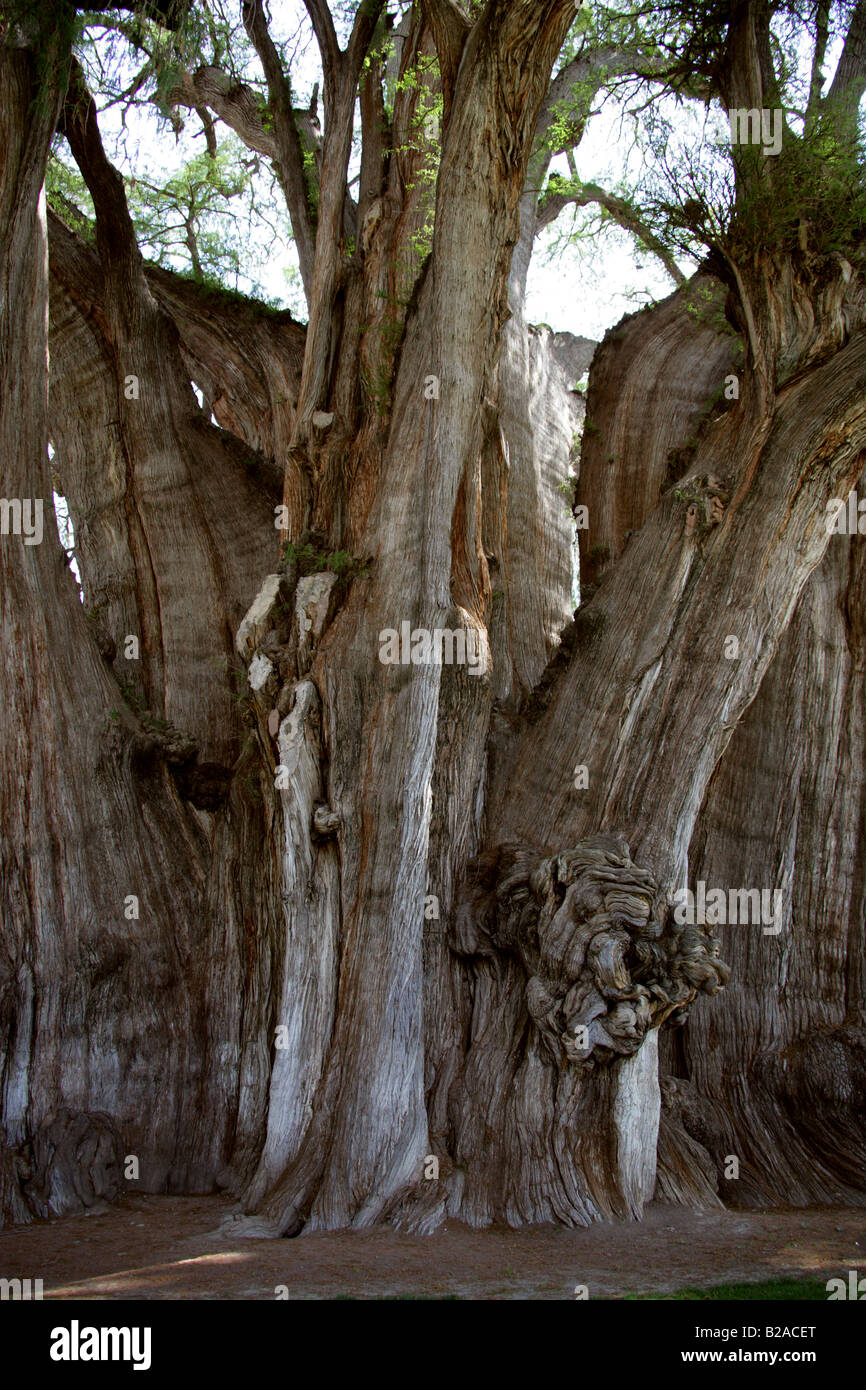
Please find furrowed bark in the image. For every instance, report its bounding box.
[507,262,866,1218]
[1,37,286,1225]
[486,179,594,706]
[441,222,866,1221]
[0,29,231,1226]
[58,64,279,763]
[48,211,305,482]
[663,510,866,1208]
[5,0,866,1242]
[563,267,866,1211]
[577,274,740,591]
[235,0,582,1236]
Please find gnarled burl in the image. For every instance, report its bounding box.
[455,834,729,1066]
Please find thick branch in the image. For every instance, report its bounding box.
[512,47,652,302]
[345,0,389,85]
[420,0,471,120]
[358,40,389,230]
[242,0,317,302]
[536,179,685,285]
[167,63,321,304]
[537,45,667,154]
[517,42,672,265]
[290,0,387,448]
[302,0,341,110]
[168,66,277,159]
[194,102,217,157]
[59,60,142,322]
[826,0,866,130]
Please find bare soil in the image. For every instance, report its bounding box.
[1,1196,863,1299]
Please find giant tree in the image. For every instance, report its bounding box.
[1,0,864,1234]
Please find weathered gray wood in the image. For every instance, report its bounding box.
[3,1,866,1239]
[672,523,866,1207]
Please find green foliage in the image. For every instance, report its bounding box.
[681,278,736,336]
[169,268,287,316]
[118,678,146,714]
[46,147,95,236]
[5,3,80,122]
[146,6,223,117]
[37,0,866,384]
[634,48,866,271]
[222,657,250,708]
[301,144,319,220]
[126,139,249,281]
[65,4,303,311]
[281,541,369,582]
[388,53,443,262]
[557,475,578,516]
[726,114,866,262]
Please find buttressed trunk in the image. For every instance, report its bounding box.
[1,33,286,1224]
[238,0,587,1236]
[568,271,866,1213]
[0,34,233,1223]
[3,0,866,1236]
[663,499,866,1209]
[236,3,866,1228]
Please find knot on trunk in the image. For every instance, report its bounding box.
[677,473,729,537]
[455,833,729,1067]
[312,802,340,837]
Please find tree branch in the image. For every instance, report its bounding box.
[536,178,685,285]
[167,65,278,159]
[536,44,668,157]
[807,0,830,130]
[357,33,389,233]
[826,0,866,127]
[302,0,341,113]
[48,206,300,494]
[419,0,471,121]
[290,0,386,438]
[195,103,217,157]
[242,0,318,303]
[345,0,389,83]
[168,61,323,304]
[58,59,141,315]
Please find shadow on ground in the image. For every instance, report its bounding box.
[0,1196,862,1300]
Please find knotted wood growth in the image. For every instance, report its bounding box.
[456,834,729,1068]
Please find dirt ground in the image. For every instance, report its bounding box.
[1,1195,863,1299]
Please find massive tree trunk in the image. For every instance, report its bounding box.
[1,35,286,1225]
[568,270,866,1213]
[239,0,590,1236]
[0,34,231,1223]
[663,503,866,1209]
[3,0,866,1237]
